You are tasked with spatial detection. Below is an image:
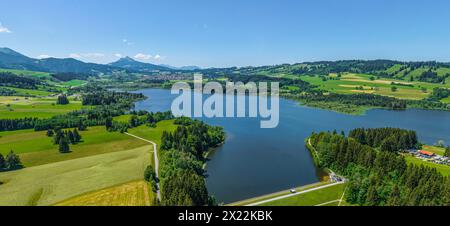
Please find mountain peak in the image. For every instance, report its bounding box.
[0,47,27,57]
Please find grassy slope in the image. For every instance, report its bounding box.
[0,96,84,119]
[260,183,347,206]
[405,155,450,177]
[55,180,152,206]
[0,146,151,206]
[0,126,148,167]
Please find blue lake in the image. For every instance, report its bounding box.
[133,88,450,203]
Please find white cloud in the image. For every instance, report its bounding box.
[154,54,161,60]
[114,53,123,58]
[134,53,153,61]
[122,39,133,46]
[36,54,53,59]
[69,53,82,58]
[0,23,11,33]
[69,53,105,59]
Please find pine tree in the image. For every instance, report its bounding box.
[5,151,22,170]
[445,146,450,158]
[67,130,75,144]
[73,128,81,143]
[46,129,54,137]
[59,137,70,153]
[105,117,113,131]
[0,153,5,170]
[53,130,63,145]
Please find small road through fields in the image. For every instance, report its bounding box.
[125,132,161,202]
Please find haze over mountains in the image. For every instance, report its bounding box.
[0,47,201,74]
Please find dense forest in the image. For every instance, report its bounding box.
[309,129,449,206]
[158,117,225,206]
[349,128,418,152]
[51,72,92,82]
[0,72,41,89]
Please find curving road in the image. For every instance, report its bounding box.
[125,132,161,202]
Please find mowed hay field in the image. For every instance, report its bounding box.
[0,126,148,167]
[0,96,84,119]
[0,146,152,206]
[55,180,152,206]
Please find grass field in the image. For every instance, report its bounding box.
[0,126,148,167]
[259,183,347,206]
[63,79,87,87]
[0,146,151,206]
[0,96,84,119]
[55,180,152,206]
[128,120,178,148]
[405,155,450,177]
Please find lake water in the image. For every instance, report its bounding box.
[133,88,450,204]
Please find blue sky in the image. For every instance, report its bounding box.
[1,0,450,67]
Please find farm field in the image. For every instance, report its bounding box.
[0,126,148,167]
[259,183,347,206]
[299,73,449,101]
[0,146,152,206]
[0,96,84,119]
[55,180,152,206]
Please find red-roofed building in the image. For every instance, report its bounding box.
[418,150,435,157]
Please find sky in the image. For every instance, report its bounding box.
[1,0,450,68]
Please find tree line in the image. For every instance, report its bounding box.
[309,130,449,206]
[158,117,225,206]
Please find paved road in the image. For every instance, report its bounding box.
[125,132,161,202]
[245,181,345,206]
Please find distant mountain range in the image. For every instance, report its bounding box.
[0,47,201,74]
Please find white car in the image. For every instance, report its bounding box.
[290,189,297,193]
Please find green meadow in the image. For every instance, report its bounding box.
[0,96,84,119]
[0,126,148,167]
[0,146,151,206]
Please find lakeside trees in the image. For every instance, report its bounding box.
[309,130,449,206]
[159,118,225,206]
[349,128,418,151]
